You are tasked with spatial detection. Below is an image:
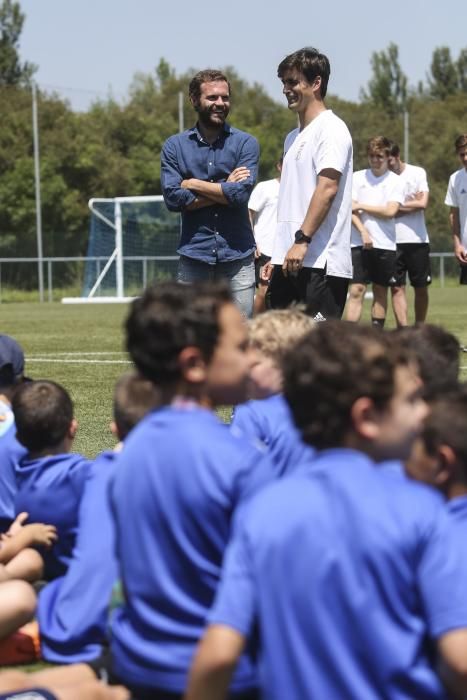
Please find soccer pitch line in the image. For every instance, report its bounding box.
[27,352,131,365]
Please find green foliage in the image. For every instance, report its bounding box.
[0,0,35,86]
[360,42,408,116]
[428,47,459,100]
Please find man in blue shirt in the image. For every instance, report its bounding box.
[161,70,259,318]
[186,323,467,700]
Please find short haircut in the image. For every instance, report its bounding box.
[283,322,410,450]
[421,385,467,481]
[454,134,467,152]
[392,324,460,401]
[388,141,400,158]
[126,280,233,386]
[367,136,391,156]
[188,70,230,102]
[248,308,315,367]
[113,371,161,440]
[13,380,74,452]
[277,47,330,98]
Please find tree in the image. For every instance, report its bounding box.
[360,42,408,116]
[427,47,458,100]
[457,48,467,93]
[0,0,36,86]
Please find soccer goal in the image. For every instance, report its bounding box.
[62,195,180,304]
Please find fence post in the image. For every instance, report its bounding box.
[143,258,147,289]
[48,260,53,302]
[440,256,445,289]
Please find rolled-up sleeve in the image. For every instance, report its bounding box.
[221,135,260,207]
[161,137,197,212]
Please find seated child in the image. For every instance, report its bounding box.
[0,335,30,533]
[0,512,56,583]
[13,380,91,580]
[38,371,161,664]
[231,308,315,475]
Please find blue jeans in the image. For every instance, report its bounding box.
[178,254,255,318]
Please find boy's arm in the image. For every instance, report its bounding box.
[352,211,373,249]
[282,168,340,275]
[397,191,429,214]
[184,625,245,700]
[353,199,400,219]
[437,628,467,698]
[449,207,467,264]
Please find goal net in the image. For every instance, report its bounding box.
[62,195,180,303]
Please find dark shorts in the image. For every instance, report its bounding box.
[394,243,432,288]
[0,691,57,700]
[267,265,349,320]
[254,253,271,287]
[351,247,397,287]
[460,265,467,285]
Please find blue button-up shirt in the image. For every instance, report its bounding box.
[161,123,259,264]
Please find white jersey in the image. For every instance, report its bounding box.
[351,169,405,251]
[445,168,467,247]
[248,178,280,257]
[271,109,353,278]
[395,164,429,244]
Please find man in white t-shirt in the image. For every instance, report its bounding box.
[265,47,353,321]
[388,141,431,326]
[248,158,282,314]
[345,136,404,327]
[445,133,467,286]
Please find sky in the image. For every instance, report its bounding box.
[19,0,467,112]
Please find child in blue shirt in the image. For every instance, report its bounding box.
[187,322,467,700]
[109,281,275,699]
[231,308,315,475]
[38,371,161,664]
[13,380,91,580]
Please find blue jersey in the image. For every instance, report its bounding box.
[0,400,27,526]
[110,405,276,693]
[231,394,314,476]
[210,449,467,700]
[38,450,119,662]
[15,452,91,579]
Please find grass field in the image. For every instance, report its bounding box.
[0,285,466,459]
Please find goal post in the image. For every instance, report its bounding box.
[62,195,180,304]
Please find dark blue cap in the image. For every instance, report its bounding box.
[0,335,25,386]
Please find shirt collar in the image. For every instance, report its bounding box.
[188,122,232,143]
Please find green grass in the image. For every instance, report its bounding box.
[0,286,465,458]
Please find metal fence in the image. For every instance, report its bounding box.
[0,252,459,303]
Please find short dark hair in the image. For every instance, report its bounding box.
[421,385,467,481]
[13,380,74,452]
[454,134,467,152]
[188,70,230,102]
[283,322,409,450]
[388,141,400,158]
[126,280,233,386]
[392,324,460,401]
[277,47,330,98]
[367,136,391,156]
[113,371,161,440]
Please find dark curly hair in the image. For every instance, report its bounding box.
[188,70,230,102]
[277,47,330,98]
[126,280,233,386]
[283,322,410,450]
[420,385,467,475]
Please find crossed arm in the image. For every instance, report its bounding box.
[182,167,251,210]
[352,199,400,219]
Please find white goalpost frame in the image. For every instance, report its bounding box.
[62,195,166,305]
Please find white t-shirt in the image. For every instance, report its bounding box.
[445,168,467,247]
[248,178,280,257]
[351,169,405,250]
[394,164,429,244]
[271,110,353,278]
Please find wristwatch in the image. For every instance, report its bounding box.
[294,229,312,244]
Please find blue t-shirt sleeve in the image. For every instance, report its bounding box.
[230,403,264,443]
[161,137,197,212]
[417,508,467,638]
[208,523,256,637]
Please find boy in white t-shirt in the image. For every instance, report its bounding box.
[248,158,281,314]
[388,141,431,326]
[445,133,467,287]
[345,136,404,327]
